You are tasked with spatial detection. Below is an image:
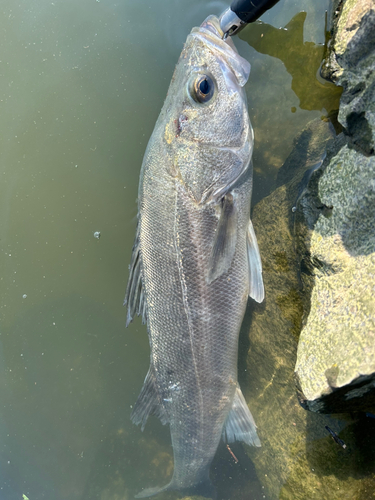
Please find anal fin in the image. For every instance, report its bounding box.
[247,219,264,303]
[223,385,261,447]
[131,365,168,431]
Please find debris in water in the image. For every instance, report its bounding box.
[325,426,347,449]
[226,444,239,463]
[22,294,27,299]
[94,231,101,239]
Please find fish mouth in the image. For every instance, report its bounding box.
[189,15,251,88]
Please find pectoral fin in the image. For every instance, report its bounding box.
[207,193,237,283]
[247,220,264,303]
[124,223,147,326]
[131,365,168,431]
[223,385,261,447]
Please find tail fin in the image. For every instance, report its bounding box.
[135,482,170,498]
[135,478,216,499]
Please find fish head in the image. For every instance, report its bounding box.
[161,16,254,204]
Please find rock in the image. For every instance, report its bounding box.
[294,0,375,413]
[294,144,375,413]
[322,0,375,155]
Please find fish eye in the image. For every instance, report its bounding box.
[190,74,215,104]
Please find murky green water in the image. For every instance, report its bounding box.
[0,0,341,499]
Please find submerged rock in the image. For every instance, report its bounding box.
[294,0,375,413]
[244,116,375,498]
[243,119,353,500]
[243,1,375,489]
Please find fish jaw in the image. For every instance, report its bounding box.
[192,15,251,88]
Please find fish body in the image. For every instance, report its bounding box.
[125,15,264,498]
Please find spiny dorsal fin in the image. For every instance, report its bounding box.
[207,193,237,283]
[223,385,261,447]
[247,219,264,303]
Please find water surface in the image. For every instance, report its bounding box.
[0,0,339,498]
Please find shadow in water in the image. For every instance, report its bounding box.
[212,441,264,500]
[80,421,264,500]
[305,412,375,498]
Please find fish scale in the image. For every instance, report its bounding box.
[125,14,264,498]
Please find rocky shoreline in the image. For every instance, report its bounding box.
[243,0,375,497]
[294,0,375,414]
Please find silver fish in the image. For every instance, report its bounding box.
[125,15,264,499]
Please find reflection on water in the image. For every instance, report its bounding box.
[240,12,342,114]
[0,0,343,498]
[237,0,342,204]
